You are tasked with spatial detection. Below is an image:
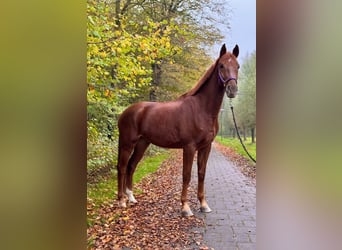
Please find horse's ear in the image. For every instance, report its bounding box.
[219,44,227,58]
[233,44,239,58]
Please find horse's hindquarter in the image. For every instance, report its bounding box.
[118,102,149,142]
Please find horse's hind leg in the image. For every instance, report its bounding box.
[125,138,150,203]
[197,144,212,213]
[117,140,134,208]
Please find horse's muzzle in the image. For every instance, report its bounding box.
[225,81,238,98]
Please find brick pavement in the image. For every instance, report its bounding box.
[192,146,256,250]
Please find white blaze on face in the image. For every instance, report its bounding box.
[125,188,137,203]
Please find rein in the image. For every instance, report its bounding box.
[229,99,256,163]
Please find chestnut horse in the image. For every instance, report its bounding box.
[117,44,240,216]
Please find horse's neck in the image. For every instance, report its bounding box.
[196,71,225,117]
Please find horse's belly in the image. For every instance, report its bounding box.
[142,129,185,148]
[143,127,215,149]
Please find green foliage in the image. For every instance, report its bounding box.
[87,0,233,174]
[87,168,118,210]
[87,0,181,104]
[87,122,117,173]
[218,52,256,138]
[235,51,256,129]
[156,47,213,101]
[87,0,183,174]
[216,137,256,163]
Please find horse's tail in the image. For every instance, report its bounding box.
[116,131,122,171]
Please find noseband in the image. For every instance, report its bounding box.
[218,71,237,87]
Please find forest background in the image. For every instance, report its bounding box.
[87,0,256,176]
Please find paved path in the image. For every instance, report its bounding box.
[192,146,256,250]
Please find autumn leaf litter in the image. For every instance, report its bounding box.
[87,143,255,249]
[87,149,209,249]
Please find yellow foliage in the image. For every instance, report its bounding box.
[104,89,111,97]
[114,30,121,36]
[87,0,183,104]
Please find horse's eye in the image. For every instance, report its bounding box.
[220,64,224,69]
[237,64,240,69]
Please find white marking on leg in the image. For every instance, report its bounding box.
[125,188,137,203]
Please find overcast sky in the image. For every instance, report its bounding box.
[211,0,256,61]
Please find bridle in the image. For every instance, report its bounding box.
[218,71,237,87]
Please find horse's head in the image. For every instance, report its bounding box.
[217,44,240,98]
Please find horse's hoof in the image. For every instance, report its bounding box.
[181,209,194,217]
[200,206,212,213]
[118,200,127,208]
[129,198,138,204]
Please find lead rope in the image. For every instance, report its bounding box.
[229,99,256,163]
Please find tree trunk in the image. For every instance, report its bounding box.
[231,128,236,138]
[149,89,156,102]
[114,0,132,27]
[115,0,121,27]
[150,62,161,101]
[251,127,255,143]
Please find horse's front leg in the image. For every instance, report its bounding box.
[181,146,196,217]
[197,144,212,213]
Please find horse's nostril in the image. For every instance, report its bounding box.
[228,85,237,92]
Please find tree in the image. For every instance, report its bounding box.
[86,0,235,173]
[87,0,181,174]
[235,51,256,143]
[115,0,231,101]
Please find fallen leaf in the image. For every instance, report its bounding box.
[87,149,209,249]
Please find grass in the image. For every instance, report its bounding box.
[87,149,170,243]
[132,152,169,185]
[215,136,256,162]
[87,150,169,210]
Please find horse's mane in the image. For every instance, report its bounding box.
[179,59,218,98]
